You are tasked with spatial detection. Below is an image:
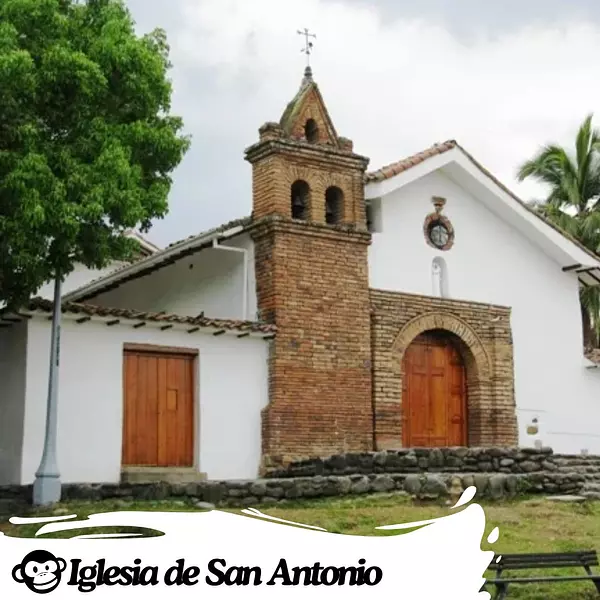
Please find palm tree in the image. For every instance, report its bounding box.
[517,114,600,347]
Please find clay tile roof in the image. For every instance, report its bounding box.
[64,216,253,303]
[165,216,252,250]
[364,140,457,183]
[11,297,276,336]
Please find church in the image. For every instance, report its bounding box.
[2,66,600,487]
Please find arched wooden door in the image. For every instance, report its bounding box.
[402,331,467,447]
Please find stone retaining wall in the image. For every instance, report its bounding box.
[263,447,558,478]
[0,470,585,515]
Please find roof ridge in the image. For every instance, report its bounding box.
[365,140,457,183]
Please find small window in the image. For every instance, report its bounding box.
[428,220,450,249]
[304,119,319,143]
[325,186,344,225]
[291,180,310,220]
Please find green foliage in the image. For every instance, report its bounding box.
[0,0,190,307]
[517,114,600,346]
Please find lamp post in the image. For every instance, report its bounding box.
[33,275,62,506]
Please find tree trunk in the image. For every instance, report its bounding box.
[581,300,595,348]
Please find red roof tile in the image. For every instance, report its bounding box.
[5,297,276,336]
[365,141,457,183]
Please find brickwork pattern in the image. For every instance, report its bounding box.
[252,219,373,467]
[247,143,369,229]
[287,87,338,145]
[370,290,518,449]
[246,75,374,469]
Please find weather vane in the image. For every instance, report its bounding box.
[298,28,316,67]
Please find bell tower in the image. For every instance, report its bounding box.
[245,67,373,468]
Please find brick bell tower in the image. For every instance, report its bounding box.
[245,66,373,468]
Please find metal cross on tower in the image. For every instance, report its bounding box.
[297,28,316,67]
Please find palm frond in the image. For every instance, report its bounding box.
[575,113,594,181]
[516,144,569,185]
[521,113,600,347]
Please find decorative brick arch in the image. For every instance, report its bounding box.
[282,164,355,225]
[390,312,493,448]
[370,292,518,451]
[392,312,492,381]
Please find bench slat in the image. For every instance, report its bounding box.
[489,560,597,570]
[488,551,599,571]
[485,575,600,585]
[495,551,597,561]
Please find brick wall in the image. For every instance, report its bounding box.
[247,139,368,229]
[246,86,374,468]
[251,218,373,468]
[370,289,518,449]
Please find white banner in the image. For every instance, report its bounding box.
[0,487,496,598]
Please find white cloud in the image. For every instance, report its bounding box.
[143,0,600,243]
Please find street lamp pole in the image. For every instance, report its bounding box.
[33,275,62,506]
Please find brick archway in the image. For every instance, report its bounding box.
[370,294,518,452]
[392,312,492,380]
[392,313,492,449]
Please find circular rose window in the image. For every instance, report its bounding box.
[423,197,455,251]
[428,221,450,249]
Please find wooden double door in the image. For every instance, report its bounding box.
[122,346,195,467]
[402,331,467,448]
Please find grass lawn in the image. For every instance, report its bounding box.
[1,493,599,599]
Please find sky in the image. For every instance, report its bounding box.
[123,0,600,248]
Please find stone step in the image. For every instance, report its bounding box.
[556,466,600,473]
[121,467,206,485]
[555,460,600,467]
[553,454,600,460]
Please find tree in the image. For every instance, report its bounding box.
[0,0,190,307]
[0,0,190,505]
[517,114,600,347]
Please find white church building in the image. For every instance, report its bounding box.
[1,68,600,488]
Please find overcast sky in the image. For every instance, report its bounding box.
[124,0,600,247]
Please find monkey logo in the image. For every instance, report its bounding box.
[12,550,67,594]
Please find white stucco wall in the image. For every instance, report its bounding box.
[18,316,269,485]
[368,169,600,454]
[0,322,28,484]
[37,261,128,299]
[90,234,258,321]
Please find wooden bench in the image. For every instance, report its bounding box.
[482,550,600,599]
